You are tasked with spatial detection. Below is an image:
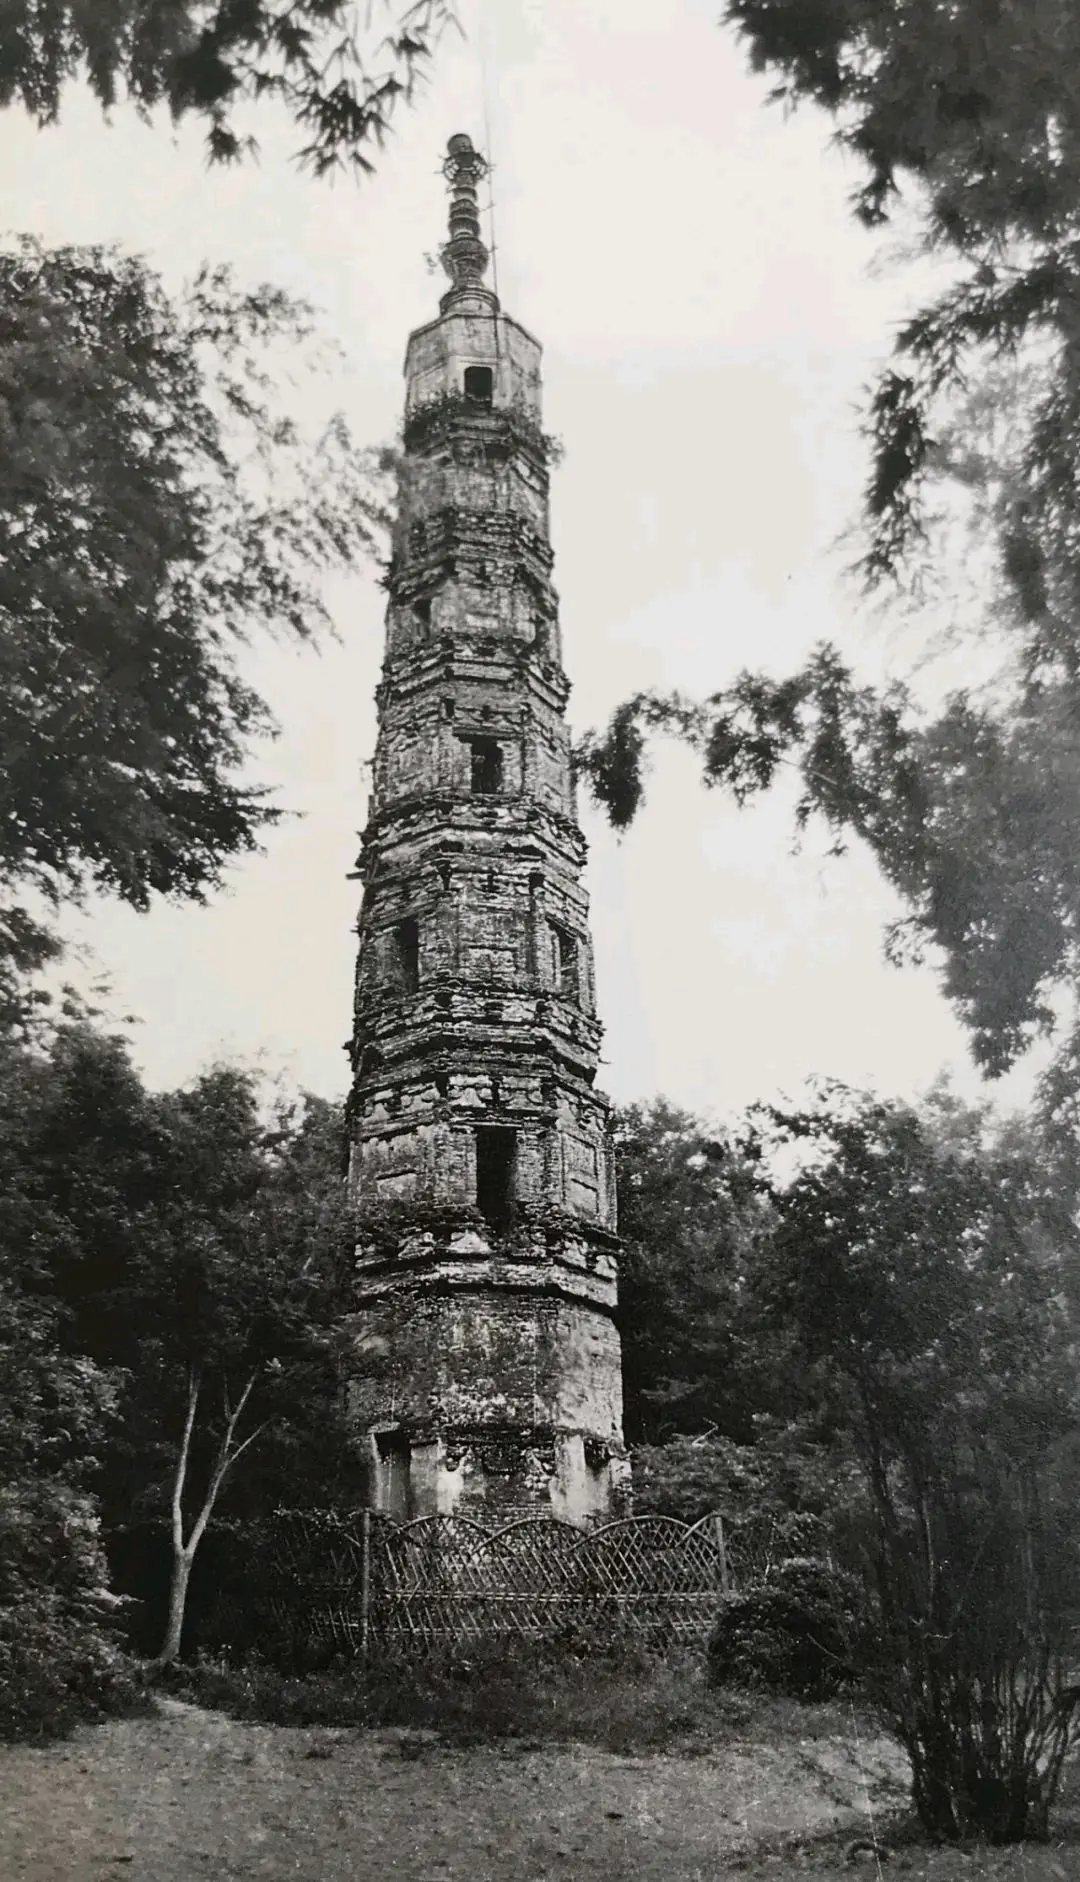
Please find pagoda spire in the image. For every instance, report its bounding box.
[439,132,498,313]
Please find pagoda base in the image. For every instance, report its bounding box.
[359,1421,631,1527]
[343,1213,630,1526]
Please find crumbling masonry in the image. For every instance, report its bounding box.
[345,135,629,1524]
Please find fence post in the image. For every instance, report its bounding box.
[359,1507,372,1668]
[714,1513,730,1597]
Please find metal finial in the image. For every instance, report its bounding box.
[440,133,491,297]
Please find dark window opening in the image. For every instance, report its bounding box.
[553,924,580,1002]
[470,737,504,794]
[395,917,420,993]
[376,1430,411,1520]
[476,1127,516,1227]
[464,364,494,407]
[414,596,431,631]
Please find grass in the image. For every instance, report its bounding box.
[165,1646,1080,1869]
[165,1639,849,1752]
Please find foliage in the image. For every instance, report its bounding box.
[169,1640,762,1751]
[0,239,388,1020]
[631,1425,862,1573]
[584,4,1080,1092]
[0,1482,142,1741]
[613,1100,775,1443]
[0,0,457,174]
[0,1047,141,1738]
[745,1088,1080,1841]
[98,1067,352,1665]
[580,652,1080,1079]
[0,1018,356,1671]
[402,390,563,466]
[724,0,1080,584]
[708,1557,866,1701]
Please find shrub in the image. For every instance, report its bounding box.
[707,1557,866,1701]
[174,1640,752,1751]
[0,1483,142,1741]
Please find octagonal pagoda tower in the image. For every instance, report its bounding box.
[345,135,628,1525]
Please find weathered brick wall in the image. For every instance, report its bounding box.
[404,311,542,416]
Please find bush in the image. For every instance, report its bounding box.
[0,1483,142,1741]
[707,1557,866,1701]
[0,1597,141,1742]
[172,1640,753,1751]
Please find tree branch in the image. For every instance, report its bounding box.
[170,1366,200,1552]
[185,1368,269,1557]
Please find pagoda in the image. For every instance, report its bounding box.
[344,134,629,1524]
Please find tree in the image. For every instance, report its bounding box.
[0,239,387,1020]
[0,1025,135,1737]
[0,0,456,174]
[581,653,1080,1079]
[580,4,1080,1091]
[747,1086,1080,1841]
[1,1018,354,1670]
[83,1064,350,1669]
[613,1100,772,1444]
[723,0,1080,588]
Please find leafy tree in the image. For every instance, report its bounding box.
[0,0,456,173]
[581,4,1080,1090]
[1,1019,354,1669]
[613,1100,772,1444]
[723,0,1080,586]
[0,239,387,1020]
[128,1075,353,1670]
[0,1027,136,1737]
[747,1086,1080,1841]
[632,1423,864,1567]
[581,656,1080,1078]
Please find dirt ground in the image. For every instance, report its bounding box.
[1,1698,1078,1882]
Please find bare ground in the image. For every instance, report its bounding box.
[1,1698,1078,1881]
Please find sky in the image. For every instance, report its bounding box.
[1,0,1036,1125]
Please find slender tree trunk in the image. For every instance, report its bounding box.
[157,1547,194,1669]
[148,1364,268,1673]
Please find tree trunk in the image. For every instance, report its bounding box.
[153,1546,194,1671]
[146,1365,268,1675]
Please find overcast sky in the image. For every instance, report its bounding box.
[2,0,1036,1124]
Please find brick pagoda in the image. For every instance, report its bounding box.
[344,134,628,1524]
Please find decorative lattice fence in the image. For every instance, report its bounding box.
[245,1509,778,1661]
